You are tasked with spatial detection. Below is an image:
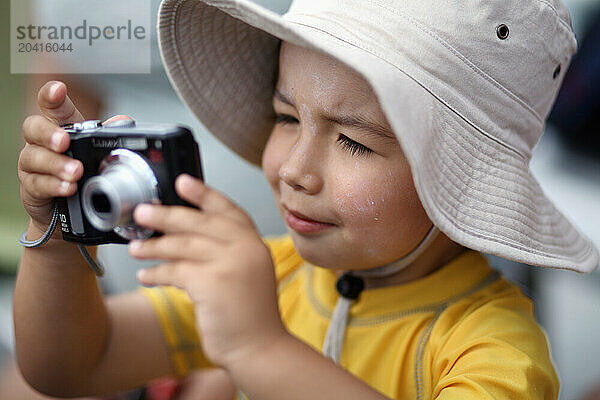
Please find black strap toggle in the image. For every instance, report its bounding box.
[336,273,365,300]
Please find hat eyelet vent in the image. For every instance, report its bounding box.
[496,24,510,40]
[553,64,562,79]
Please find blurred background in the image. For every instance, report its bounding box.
[0,0,599,399]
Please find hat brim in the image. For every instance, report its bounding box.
[158,0,598,272]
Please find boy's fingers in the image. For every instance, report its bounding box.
[175,174,242,215]
[19,145,83,182]
[137,261,195,289]
[133,204,235,241]
[22,115,69,152]
[175,175,255,227]
[128,235,216,261]
[133,205,206,235]
[21,173,78,199]
[37,81,85,125]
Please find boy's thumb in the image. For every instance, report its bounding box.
[37,81,85,126]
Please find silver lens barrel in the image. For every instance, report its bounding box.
[81,149,159,240]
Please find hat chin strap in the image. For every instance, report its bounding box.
[356,224,440,279]
[322,224,439,364]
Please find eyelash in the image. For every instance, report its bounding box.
[275,114,299,125]
[274,113,373,157]
[337,134,373,157]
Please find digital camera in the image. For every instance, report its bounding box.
[55,119,203,245]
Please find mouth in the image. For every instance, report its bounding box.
[283,205,335,234]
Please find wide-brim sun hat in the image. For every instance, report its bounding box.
[157,0,599,273]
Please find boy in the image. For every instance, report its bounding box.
[14,0,598,399]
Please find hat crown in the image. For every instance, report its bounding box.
[286,0,577,154]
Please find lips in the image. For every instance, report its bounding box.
[283,205,335,234]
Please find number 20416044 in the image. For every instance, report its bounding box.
[18,42,73,53]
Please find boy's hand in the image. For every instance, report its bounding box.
[18,81,86,233]
[18,80,133,236]
[131,174,288,370]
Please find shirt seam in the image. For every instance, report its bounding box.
[277,263,304,295]
[301,265,502,398]
[155,287,200,375]
[415,310,443,400]
[304,265,501,326]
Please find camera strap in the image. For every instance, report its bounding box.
[19,205,59,248]
[19,204,105,276]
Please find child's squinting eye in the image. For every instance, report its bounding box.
[275,114,299,125]
[337,134,373,157]
[275,114,373,157]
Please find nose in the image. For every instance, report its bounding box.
[279,136,324,194]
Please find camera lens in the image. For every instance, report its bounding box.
[82,149,159,240]
[91,193,112,214]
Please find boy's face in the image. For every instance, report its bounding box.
[262,42,431,271]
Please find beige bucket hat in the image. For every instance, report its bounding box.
[157,0,599,272]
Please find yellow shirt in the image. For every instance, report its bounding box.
[141,235,558,399]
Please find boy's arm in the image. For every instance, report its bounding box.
[14,233,174,397]
[228,334,391,400]
[14,81,174,397]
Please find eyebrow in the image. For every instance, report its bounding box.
[273,89,396,140]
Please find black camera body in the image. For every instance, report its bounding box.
[55,119,203,245]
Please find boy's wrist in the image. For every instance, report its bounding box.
[23,218,98,264]
[25,217,63,246]
[223,327,295,377]
[224,330,298,398]
[27,217,54,235]
[223,331,390,400]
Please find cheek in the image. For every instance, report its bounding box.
[334,171,400,226]
[333,165,400,219]
[333,166,429,260]
[262,131,288,196]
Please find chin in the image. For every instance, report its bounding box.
[288,231,363,270]
[288,231,336,268]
